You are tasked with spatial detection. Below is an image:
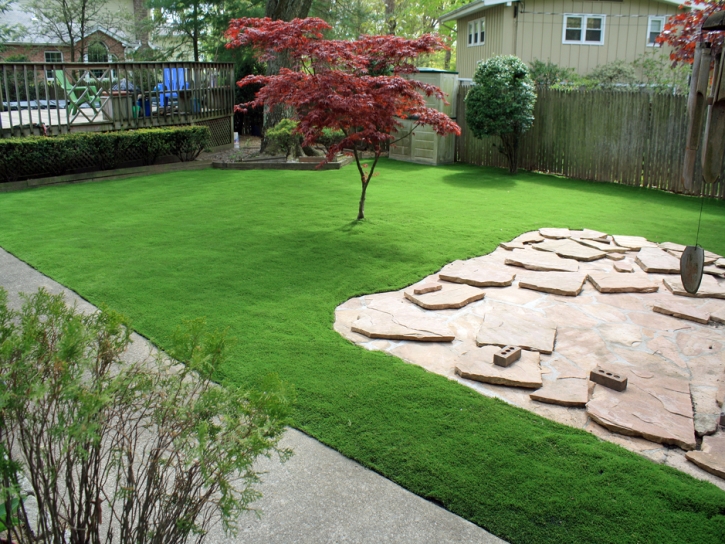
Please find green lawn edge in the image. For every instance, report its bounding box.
[0,159,724,543]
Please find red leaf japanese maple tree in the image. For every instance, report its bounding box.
[658,0,725,64]
[226,17,461,220]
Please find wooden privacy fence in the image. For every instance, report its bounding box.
[456,85,725,199]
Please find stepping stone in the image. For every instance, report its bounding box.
[614,261,634,273]
[455,345,542,389]
[588,272,659,293]
[512,231,544,245]
[635,247,681,274]
[505,248,579,272]
[665,248,721,265]
[691,385,722,436]
[611,235,659,250]
[569,229,608,241]
[659,241,687,253]
[653,301,710,324]
[539,227,571,239]
[518,272,587,296]
[404,283,485,310]
[476,309,557,354]
[500,241,526,251]
[413,282,442,295]
[530,378,589,407]
[686,434,725,479]
[351,300,455,342]
[663,275,725,299]
[575,238,628,253]
[533,239,606,262]
[439,261,516,287]
[587,372,696,450]
[705,265,725,278]
[717,258,725,269]
[606,253,625,261]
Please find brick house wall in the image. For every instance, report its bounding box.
[0,30,128,63]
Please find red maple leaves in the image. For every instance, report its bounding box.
[658,0,725,64]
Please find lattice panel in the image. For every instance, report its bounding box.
[196,117,232,148]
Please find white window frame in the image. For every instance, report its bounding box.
[467,17,485,47]
[44,51,63,80]
[562,14,606,46]
[647,15,666,47]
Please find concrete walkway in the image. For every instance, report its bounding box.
[0,246,505,544]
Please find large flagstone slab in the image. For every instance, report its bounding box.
[539,227,571,239]
[351,299,455,341]
[500,241,526,251]
[587,371,696,450]
[660,242,687,252]
[530,378,589,407]
[518,272,587,296]
[512,231,544,245]
[705,265,725,278]
[533,239,606,262]
[569,229,608,241]
[455,345,542,389]
[404,283,485,310]
[690,385,721,436]
[612,235,659,250]
[686,434,725,479]
[717,258,725,269]
[439,261,516,287]
[665,247,721,265]
[505,248,579,272]
[635,247,681,274]
[588,272,659,293]
[663,275,725,299]
[476,309,557,353]
[653,300,710,324]
[575,238,628,253]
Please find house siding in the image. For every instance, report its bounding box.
[455,0,677,78]
[457,5,510,79]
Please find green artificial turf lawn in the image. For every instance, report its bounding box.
[1,160,725,543]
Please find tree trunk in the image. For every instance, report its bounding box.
[443,48,452,71]
[193,4,199,62]
[384,0,396,34]
[357,180,369,220]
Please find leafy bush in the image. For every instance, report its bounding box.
[466,56,536,174]
[529,59,576,87]
[317,127,345,149]
[588,60,637,89]
[165,125,212,162]
[0,288,293,543]
[265,119,302,157]
[0,126,213,182]
[633,52,690,94]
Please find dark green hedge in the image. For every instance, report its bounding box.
[0,126,211,183]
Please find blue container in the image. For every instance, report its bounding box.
[137,98,151,117]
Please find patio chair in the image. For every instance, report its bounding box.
[157,68,189,110]
[54,70,102,116]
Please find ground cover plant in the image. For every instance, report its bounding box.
[0,160,724,543]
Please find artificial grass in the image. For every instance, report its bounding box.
[0,159,724,543]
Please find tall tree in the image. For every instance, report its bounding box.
[466,55,536,174]
[658,0,724,64]
[147,0,214,61]
[0,1,25,50]
[226,17,460,219]
[24,0,123,62]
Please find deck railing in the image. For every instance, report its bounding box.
[0,62,235,138]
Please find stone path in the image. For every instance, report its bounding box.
[335,229,725,490]
[0,247,504,544]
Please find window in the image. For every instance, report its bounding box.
[563,14,605,45]
[44,51,63,80]
[467,17,485,47]
[648,16,666,46]
[86,41,110,78]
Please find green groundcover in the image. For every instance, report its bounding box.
[0,159,724,543]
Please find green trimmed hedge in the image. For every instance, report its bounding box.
[0,126,211,183]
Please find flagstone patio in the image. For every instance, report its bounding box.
[334,229,725,490]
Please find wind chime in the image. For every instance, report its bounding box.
[681,12,725,293]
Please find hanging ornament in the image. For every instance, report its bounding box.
[681,246,705,294]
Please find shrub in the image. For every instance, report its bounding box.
[317,127,345,149]
[265,119,302,157]
[588,60,637,89]
[0,126,213,182]
[466,56,536,174]
[165,125,212,162]
[529,59,576,87]
[0,288,293,543]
